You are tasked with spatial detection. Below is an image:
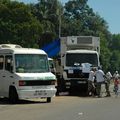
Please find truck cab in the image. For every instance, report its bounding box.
[60,36,100,92]
[48,58,56,75]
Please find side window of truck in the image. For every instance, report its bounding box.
[5,55,13,72]
[0,55,4,69]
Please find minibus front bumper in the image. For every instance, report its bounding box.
[17,86,57,99]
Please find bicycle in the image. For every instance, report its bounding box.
[113,79,120,97]
[113,85,119,97]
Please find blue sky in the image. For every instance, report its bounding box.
[88,0,120,34]
[17,0,120,34]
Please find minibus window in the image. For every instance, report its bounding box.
[0,56,4,69]
[5,55,13,72]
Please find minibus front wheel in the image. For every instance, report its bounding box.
[9,86,18,104]
[47,97,51,103]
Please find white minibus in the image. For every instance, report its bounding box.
[0,44,57,103]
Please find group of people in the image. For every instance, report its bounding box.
[87,66,120,98]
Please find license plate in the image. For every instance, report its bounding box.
[77,81,86,84]
[68,70,73,73]
[34,90,47,96]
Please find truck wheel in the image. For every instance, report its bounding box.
[58,77,66,92]
[47,97,51,103]
[9,87,18,104]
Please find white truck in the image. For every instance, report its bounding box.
[0,44,57,103]
[57,36,100,93]
[48,57,56,75]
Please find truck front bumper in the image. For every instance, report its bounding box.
[65,79,87,88]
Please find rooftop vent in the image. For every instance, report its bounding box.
[0,44,22,49]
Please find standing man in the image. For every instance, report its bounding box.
[95,66,105,98]
[87,68,96,96]
[105,71,112,97]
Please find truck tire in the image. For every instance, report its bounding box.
[47,97,51,103]
[9,87,18,104]
[58,77,66,92]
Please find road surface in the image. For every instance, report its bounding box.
[0,90,120,120]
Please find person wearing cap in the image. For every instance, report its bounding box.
[95,66,105,98]
[113,71,119,80]
[113,71,120,94]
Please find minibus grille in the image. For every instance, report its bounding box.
[19,80,55,86]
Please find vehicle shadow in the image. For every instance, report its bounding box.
[58,90,88,97]
[0,98,48,105]
[56,85,88,97]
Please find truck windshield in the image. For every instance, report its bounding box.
[66,53,98,67]
[15,54,49,73]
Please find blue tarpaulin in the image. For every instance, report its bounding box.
[41,39,60,57]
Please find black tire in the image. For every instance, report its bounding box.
[9,87,18,104]
[57,77,66,93]
[47,97,51,103]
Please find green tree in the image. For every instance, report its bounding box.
[63,0,110,36]
[32,0,63,47]
[0,0,118,72]
[108,34,120,73]
[110,34,120,50]
[62,0,112,71]
[110,50,120,73]
[0,0,42,48]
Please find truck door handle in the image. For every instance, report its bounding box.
[2,76,5,77]
[10,76,13,78]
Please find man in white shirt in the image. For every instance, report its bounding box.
[87,68,96,96]
[95,66,105,97]
[105,71,112,97]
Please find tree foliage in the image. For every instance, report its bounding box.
[0,0,42,48]
[108,34,120,73]
[61,0,112,72]
[31,0,63,47]
[0,0,119,72]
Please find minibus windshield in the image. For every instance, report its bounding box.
[15,54,49,73]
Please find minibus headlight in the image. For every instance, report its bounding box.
[19,80,26,86]
[51,81,56,85]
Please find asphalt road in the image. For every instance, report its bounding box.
[0,84,120,120]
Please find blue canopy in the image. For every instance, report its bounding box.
[41,39,60,57]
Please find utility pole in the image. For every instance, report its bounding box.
[59,13,61,38]
[58,0,63,38]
